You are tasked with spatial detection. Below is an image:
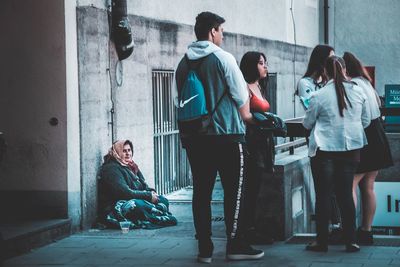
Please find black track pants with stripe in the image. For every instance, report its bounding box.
[185,139,246,240]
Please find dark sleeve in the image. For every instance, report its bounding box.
[100,164,152,202]
[137,170,156,192]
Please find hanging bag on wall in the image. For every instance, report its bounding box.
[112,0,134,60]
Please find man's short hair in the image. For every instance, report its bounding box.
[194,11,225,41]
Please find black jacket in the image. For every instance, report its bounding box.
[246,124,275,173]
[98,159,154,216]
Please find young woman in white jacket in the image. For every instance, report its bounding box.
[343,52,393,245]
[303,56,370,253]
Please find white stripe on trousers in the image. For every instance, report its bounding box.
[230,143,244,239]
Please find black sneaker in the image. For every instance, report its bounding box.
[197,239,213,264]
[356,227,373,245]
[226,239,264,261]
[345,243,360,253]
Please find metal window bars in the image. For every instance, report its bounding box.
[152,70,192,195]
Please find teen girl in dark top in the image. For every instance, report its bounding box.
[240,51,274,244]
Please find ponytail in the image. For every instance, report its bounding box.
[325,56,352,117]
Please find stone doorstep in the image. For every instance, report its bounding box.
[287,233,400,247]
[1,218,72,260]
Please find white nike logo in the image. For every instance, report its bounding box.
[179,94,199,108]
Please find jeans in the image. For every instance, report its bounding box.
[185,139,246,240]
[310,158,342,226]
[311,154,358,245]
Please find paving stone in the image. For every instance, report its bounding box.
[340,257,391,265]
[68,255,122,265]
[4,199,400,267]
[310,263,362,267]
[117,256,170,265]
[4,250,79,265]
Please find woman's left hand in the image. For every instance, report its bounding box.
[151,191,159,204]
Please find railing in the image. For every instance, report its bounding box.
[279,107,400,154]
[276,117,308,155]
[275,137,307,155]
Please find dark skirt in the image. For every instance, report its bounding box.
[356,118,393,173]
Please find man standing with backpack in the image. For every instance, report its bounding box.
[174,11,264,263]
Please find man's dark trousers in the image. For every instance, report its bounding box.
[185,138,246,241]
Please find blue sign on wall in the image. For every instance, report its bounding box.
[385,84,400,132]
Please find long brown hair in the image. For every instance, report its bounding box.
[324,56,352,117]
[303,45,334,81]
[342,51,372,83]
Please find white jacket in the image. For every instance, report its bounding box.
[352,77,381,120]
[303,80,371,157]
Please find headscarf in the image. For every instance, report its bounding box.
[105,139,139,174]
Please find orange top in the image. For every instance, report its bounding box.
[249,89,270,112]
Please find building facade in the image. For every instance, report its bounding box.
[0,0,398,230]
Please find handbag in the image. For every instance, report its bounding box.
[252,112,287,137]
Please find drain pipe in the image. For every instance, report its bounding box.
[324,0,329,44]
[290,0,297,118]
[0,132,6,163]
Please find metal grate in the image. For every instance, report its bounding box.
[211,216,225,222]
[152,70,192,195]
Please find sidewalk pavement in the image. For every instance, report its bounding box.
[3,183,400,267]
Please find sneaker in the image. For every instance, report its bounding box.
[197,239,213,264]
[226,239,264,261]
[356,227,373,245]
[345,243,360,253]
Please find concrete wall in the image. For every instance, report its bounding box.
[257,147,315,240]
[65,0,82,230]
[0,0,68,218]
[330,0,400,96]
[76,6,312,228]
[77,0,321,47]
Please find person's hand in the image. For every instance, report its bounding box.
[151,191,159,204]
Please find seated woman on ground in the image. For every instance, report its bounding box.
[98,139,177,229]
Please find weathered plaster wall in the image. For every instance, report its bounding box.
[76,6,311,227]
[330,0,400,96]
[77,0,321,47]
